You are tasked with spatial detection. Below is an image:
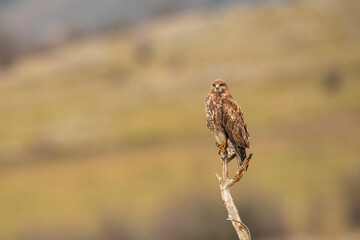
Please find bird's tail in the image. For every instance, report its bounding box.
[234,146,247,167]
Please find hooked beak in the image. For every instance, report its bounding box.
[215,84,220,90]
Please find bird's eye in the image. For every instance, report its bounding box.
[220,83,224,87]
[212,84,215,87]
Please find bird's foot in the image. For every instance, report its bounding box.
[217,142,227,154]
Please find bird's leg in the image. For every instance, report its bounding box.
[217,142,228,154]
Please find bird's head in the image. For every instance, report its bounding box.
[210,79,229,96]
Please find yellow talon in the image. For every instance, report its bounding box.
[218,142,227,154]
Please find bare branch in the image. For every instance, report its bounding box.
[228,153,236,162]
[216,148,253,240]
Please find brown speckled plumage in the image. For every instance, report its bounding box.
[205,79,250,165]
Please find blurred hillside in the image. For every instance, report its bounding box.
[0,0,281,57]
[0,0,360,239]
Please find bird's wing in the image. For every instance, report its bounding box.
[221,97,250,148]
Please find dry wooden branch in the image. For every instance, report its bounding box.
[216,148,253,240]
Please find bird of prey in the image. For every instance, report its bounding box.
[205,79,250,166]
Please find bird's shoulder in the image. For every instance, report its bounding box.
[221,95,242,114]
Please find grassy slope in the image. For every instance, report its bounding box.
[0,0,359,239]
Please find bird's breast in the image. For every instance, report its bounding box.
[206,96,223,134]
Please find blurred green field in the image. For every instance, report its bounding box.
[0,0,360,239]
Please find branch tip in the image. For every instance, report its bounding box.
[227,218,242,224]
[215,172,221,181]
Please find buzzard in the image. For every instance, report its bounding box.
[205,79,250,166]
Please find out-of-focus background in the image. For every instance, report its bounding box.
[0,0,359,239]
